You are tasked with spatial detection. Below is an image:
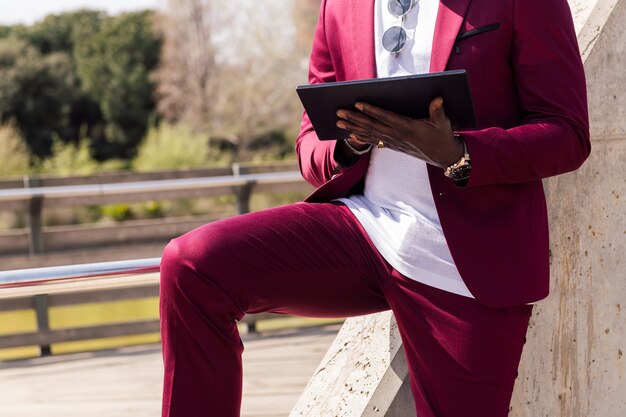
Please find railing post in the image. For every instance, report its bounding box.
[247,320,258,334]
[232,163,254,215]
[23,176,44,255]
[33,294,52,356]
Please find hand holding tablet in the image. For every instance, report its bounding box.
[296,70,476,141]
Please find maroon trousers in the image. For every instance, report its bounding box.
[160,202,532,417]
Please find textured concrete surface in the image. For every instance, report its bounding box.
[290,312,415,417]
[509,0,626,415]
[292,1,625,416]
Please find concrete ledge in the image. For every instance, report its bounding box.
[290,312,415,417]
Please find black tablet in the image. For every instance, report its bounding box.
[296,70,476,141]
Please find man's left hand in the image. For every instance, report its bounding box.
[336,97,464,168]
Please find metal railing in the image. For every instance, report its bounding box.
[0,258,161,290]
[0,258,279,356]
[0,168,312,257]
[0,171,304,203]
[0,162,299,190]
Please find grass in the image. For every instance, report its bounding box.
[0,298,344,361]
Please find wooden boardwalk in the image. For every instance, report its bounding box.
[0,324,341,417]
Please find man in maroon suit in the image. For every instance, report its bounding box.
[159,0,590,416]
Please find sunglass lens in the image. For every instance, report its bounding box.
[388,0,412,16]
[382,26,407,53]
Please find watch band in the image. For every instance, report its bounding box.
[444,135,472,185]
[342,139,373,155]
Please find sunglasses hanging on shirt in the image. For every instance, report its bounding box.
[382,0,415,54]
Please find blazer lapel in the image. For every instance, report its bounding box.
[350,0,376,79]
[430,0,472,72]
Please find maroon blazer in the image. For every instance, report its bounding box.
[296,0,590,308]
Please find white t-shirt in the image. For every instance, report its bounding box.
[336,0,474,298]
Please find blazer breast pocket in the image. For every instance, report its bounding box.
[454,23,501,54]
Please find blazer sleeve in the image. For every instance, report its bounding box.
[295,0,341,188]
[461,0,591,188]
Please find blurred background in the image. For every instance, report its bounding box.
[0,0,321,175]
[0,0,332,364]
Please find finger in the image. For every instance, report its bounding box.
[336,119,378,141]
[360,129,406,151]
[348,134,371,147]
[351,132,391,150]
[354,129,431,162]
[338,109,379,126]
[354,102,408,127]
[428,97,447,125]
[337,110,395,138]
[350,134,378,147]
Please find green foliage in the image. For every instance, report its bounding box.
[0,10,161,162]
[74,11,161,160]
[1,6,301,167]
[0,24,27,40]
[75,201,164,225]
[77,205,105,224]
[0,26,12,38]
[0,122,30,177]
[247,130,295,162]
[33,131,127,177]
[141,201,165,218]
[102,204,135,222]
[0,38,79,157]
[19,12,100,54]
[132,122,231,171]
[34,136,100,176]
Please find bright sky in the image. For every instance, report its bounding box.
[0,0,161,25]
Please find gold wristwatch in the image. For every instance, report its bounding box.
[444,134,471,185]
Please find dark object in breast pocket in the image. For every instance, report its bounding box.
[456,23,501,42]
[454,23,501,53]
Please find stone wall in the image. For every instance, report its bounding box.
[510,0,626,415]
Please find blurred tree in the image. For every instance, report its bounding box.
[0,10,160,161]
[293,0,322,54]
[0,38,79,157]
[26,11,105,154]
[0,11,104,56]
[132,122,227,171]
[0,121,30,177]
[35,135,100,176]
[156,0,308,160]
[74,10,162,160]
[155,0,216,127]
[0,26,13,38]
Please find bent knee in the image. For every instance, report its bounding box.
[160,236,196,293]
[160,227,226,291]
[161,237,183,269]
[161,236,184,270]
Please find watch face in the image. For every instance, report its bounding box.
[451,164,472,181]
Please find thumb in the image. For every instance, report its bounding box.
[429,97,447,125]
